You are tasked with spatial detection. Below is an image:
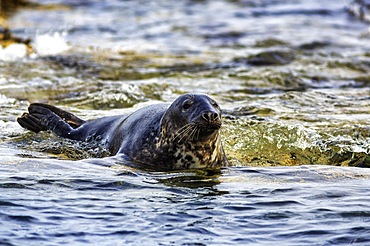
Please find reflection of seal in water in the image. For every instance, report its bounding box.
[17,93,228,170]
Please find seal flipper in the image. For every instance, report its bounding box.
[17,112,48,133]
[29,103,85,128]
[17,103,85,139]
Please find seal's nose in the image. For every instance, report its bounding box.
[201,111,220,122]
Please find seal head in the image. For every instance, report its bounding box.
[161,94,221,143]
[157,93,227,169]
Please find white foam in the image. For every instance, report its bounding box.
[0,43,27,61]
[33,32,70,56]
[0,94,16,104]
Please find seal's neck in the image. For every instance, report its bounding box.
[158,128,227,169]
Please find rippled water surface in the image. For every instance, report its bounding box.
[1,0,370,245]
[1,155,370,245]
[0,158,370,245]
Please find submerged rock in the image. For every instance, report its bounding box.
[253,38,289,48]
[235,50,296,66]
[298,41,331,50]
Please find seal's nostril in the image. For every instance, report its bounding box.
[202,112,210,121]
[202,111,219,122]
[212,112,219,120]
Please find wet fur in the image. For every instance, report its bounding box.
[17,94,228,170]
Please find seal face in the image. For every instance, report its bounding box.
[155,94,226,169]
[17,93,228,170]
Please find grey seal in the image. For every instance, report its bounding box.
[17,93,228,170]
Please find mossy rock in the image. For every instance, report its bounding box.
[253,38,289,48]
[0,28,33,53]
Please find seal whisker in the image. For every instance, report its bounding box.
[175,124,194,138]
[175,123,195,136]
[188,125,199,142]
[195,127,201,141]
[176,127,194,143]
[174,123,196,143]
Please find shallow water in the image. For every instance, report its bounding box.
[1,0,370,245]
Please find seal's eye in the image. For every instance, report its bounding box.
[182,99,193,110]
[210,100,219,108]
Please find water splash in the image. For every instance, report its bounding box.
[0,43,27,61]
[33,32,70,56]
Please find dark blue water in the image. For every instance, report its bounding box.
[1,153,370,245]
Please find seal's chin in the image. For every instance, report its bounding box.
[196,124,221,142]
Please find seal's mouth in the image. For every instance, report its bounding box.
[196,121,221,140]
[199,122,221,132]
[173,121,221,143]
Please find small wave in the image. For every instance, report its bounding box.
[8,215,37,223]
